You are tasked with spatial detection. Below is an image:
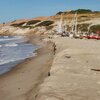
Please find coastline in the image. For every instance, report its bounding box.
[1,35,100,100]
[0,35,55,100]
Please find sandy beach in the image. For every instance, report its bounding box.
[36,37,100,100]
[0,0,99,99]
[1,35,100,100]
[0,35,54,100]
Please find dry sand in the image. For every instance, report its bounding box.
[0,36,54,100]
[36,37,100,100]
[1,36,100,100]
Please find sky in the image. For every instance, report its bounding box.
[0,0,100,23]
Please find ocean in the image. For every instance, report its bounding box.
[0,36,38,75]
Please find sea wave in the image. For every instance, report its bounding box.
[0,36,37,74]
[0,36,23,42]
[0,58,24,65]
[4,43,18,47]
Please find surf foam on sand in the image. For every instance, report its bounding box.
[0,36,38,75]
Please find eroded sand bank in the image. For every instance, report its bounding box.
[37,37,100,100]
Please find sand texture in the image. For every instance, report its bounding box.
[37,37,100,100]
[0,37,54,100]
[1,36,100,100]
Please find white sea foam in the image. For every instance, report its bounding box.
[0,36,37,75]
[0,58,23,65]
[0,36,23,42]
[4,43,18,47]
[0,60,15,65]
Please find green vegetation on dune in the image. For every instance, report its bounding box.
[56,11,64,15]
[90,25,100,32]
[56,9,100,15]
[70,9,92,14]
[36,21,54,26]
[78,24,89,32]
[26,20,41,25]
[9,9,100,33]
[10,20,54,29]
[11,22,26,27]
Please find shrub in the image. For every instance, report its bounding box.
[90,25,100,32]
[36,21,54,26]
[26,20,41,25]
[70,9,92,14]
[56,9,93,15]
[56,11,64,15]
[11,22,26,27]
[78,24,89,32]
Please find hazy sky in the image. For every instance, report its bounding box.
[0,0,100,23]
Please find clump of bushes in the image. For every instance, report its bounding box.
[10,20,54,29]
[78,24,89,32]
[26,20,41,25]
[11,22,26,27]
[90,25,100,32]
[56,9,97,15]
[56,11,64,15]
[70,9,92,14]
[36,21,54,26]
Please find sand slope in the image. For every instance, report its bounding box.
[37,37,100,100]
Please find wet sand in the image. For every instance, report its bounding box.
[0,35,54,100]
